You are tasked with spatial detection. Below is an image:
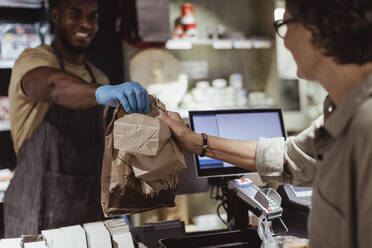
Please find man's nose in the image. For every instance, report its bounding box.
[79,17,92,29]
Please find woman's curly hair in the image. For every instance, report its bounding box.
[285,0,372,65]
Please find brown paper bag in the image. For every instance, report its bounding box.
[120,138,186,181]
[113,114,171,156]
[101,96,185,216]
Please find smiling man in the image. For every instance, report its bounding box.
[53,0,98,53]
[4,0,150,237]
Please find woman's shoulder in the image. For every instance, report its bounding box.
[349,97,372,136]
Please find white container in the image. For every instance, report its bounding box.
[212,79,227,88]
[104,219,135,248]
[42,229,74,248]
[83,222,112,248]
[60,225,87,248]
[195,80,210,89]
[191,88,206,102]
[229,73,243,89]
[0,238,21,248]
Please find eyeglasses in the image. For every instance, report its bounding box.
[274,19,297,38]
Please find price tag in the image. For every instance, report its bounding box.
[253,40,272,49]
[212,40,233,49]
[234,40,254,49]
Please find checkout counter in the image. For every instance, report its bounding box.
[0,108,312,247]
[0,219,135,248]
[0,174,311,248]
[0,154,312,248]
[132,179,312,248]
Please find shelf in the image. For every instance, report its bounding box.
[165,39,272,50]
[0,0,43,9]
[0,60,15,69]
[0,120,10,131]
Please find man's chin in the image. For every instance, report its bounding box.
[75,45,91,53]
[68,43,92,54]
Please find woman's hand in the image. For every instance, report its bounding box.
[159,111,202,153]
[159,111,257,171]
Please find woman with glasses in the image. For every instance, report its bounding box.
[160,0,372,247]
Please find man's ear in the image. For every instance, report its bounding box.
[50,8,58,25]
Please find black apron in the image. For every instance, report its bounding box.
[4,53,105,238]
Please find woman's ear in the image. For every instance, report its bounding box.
[50,8,58,25]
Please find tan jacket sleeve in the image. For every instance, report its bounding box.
[256,116,323,187]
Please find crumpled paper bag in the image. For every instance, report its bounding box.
[119,138,186,181]
[113,114,171,156]
[101,96,186,216]
[114,113,185,181]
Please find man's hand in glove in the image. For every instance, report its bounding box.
[95,82,150,113]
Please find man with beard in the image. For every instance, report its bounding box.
[5,0,150,237]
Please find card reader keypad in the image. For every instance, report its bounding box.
[229,181,283,218]
[268,199,280,211]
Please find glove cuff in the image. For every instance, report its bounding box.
[95,85,106,105]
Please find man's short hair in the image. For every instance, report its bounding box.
[286,0,372,65]
[49,0,71,10]
[49,0,97,10]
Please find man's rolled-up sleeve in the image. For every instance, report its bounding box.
[255,116,323,186]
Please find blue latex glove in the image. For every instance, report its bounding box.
[95,82,150,113]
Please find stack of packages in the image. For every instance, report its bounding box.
[101,96,186,216]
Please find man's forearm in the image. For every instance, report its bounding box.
[22,67,100,110]
[48,73,100,109]
[185,132,258,171]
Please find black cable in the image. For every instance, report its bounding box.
[217,203,228,226]
[210,177,242,229]
[210,181,223,201]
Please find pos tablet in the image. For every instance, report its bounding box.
[188,108,286,178]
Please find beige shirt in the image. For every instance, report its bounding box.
[8,45,109,154]
[255,74,372,248]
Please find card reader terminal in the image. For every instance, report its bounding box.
[276,184,312,238]
[227,179,283,221]
[277,184,312,213]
